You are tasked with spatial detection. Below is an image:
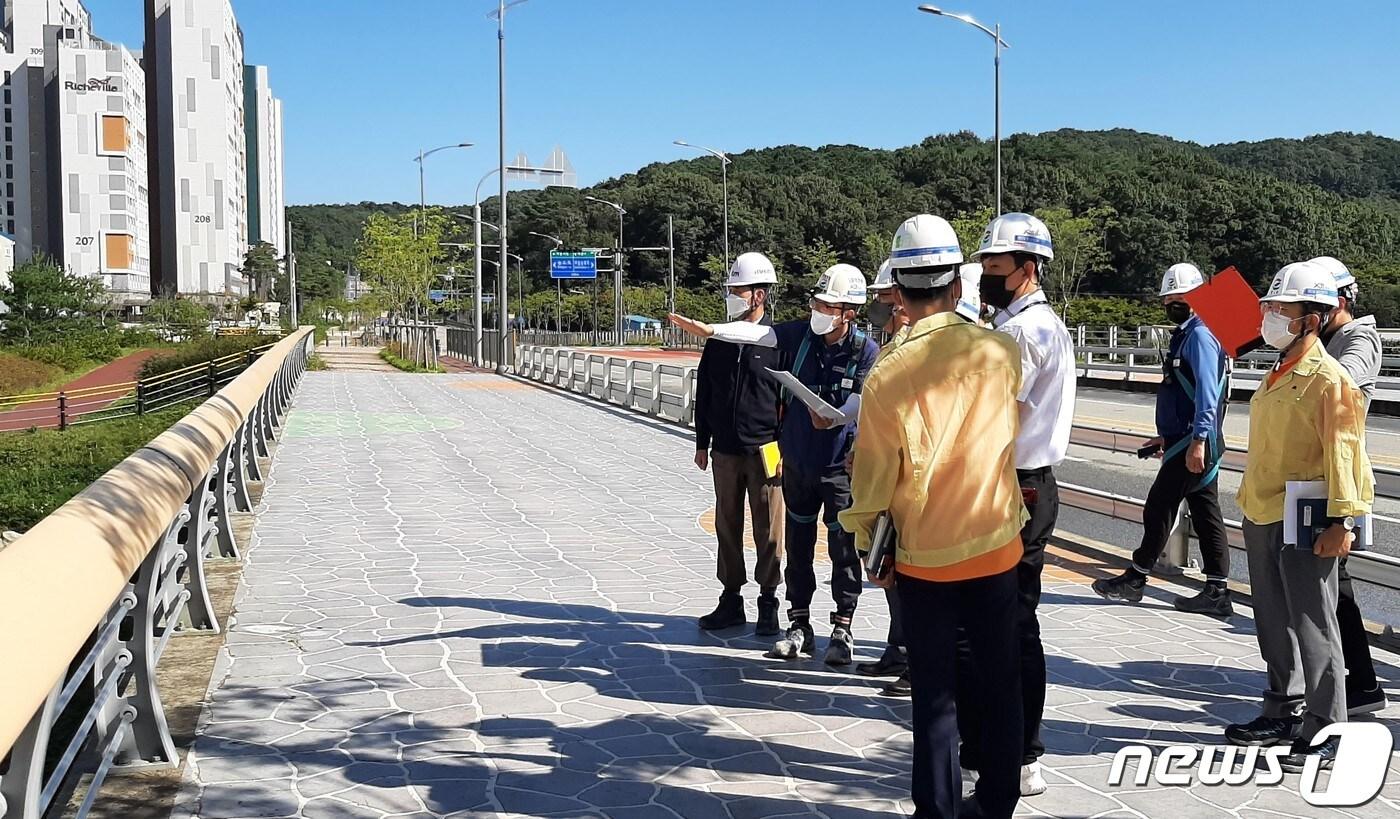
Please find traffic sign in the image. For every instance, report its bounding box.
[550,251,598,280]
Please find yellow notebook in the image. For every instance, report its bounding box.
[760,442,782,479]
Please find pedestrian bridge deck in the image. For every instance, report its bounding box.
[175,371,1400,818]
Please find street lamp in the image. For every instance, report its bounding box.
[674,140,730,267]
[584,195,626,345]
[413,143,473,230]
[917,5,1008,215]
[530,232,565,341]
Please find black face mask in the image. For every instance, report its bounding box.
[867,299,896,331]
[980,273,1014,310]
[1165,302,1192,325]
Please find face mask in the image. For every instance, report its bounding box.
[867,299,895,331]
[725,293,752,319]
[980,273,1015,310]
[1165,302,1192,325]
[1261,311,1301,350]
[809,309,839,336]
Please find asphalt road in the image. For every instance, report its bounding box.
[568,356,1400,628]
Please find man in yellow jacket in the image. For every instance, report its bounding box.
[1225,260,1374,772]
[840,215,1027,819]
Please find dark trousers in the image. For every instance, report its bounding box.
[1130,441,1231,581]
[1337,557,1379,693]
[901,569,1022,819]
[783,464,862,620]
[957,467,1057,768]
[885,584,906,648]
[711,451,784,595]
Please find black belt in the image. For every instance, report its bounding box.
[1017,466,1053,478]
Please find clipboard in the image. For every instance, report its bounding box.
[764,368,850,424]
[1284,480,1372,551]
[1183,266,1265,358]
[864,512,896,578]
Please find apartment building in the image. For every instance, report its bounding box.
[243,63,283,260]
[146,0,247,299]
[46,28,150,301]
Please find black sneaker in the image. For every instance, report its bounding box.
[1347,684,1388,717]
[1224,715,1301,747]
[755,596,780,637]
[881,671,912,697]
[856,646,908,678]
[1173,585,1234,617]
[698,593,745,630]
[1092,571,1145,603]
[824,627,854,666]
[1280,736,1340,773]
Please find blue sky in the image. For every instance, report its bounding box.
[87,0,1400,206]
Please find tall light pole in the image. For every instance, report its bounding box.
[584,195,626,345]
[530,231,565,341]
[412,143,473,365]
[917,5,1008,215]
[674,140,730,267]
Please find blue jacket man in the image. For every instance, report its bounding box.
[1094,263,1233,614]
[669,263,879,666]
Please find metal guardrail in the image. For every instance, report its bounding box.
[514,343,1400,597]
[0,342,281,432]
[0,327,316,818]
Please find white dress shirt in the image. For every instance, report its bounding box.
[994,290,1076,470]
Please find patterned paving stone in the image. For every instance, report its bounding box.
[172,371,1400,818]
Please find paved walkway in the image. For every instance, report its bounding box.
[0,348,160,431]
[175,371,1400,818]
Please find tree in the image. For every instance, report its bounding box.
[146,297,214,337]
[1036,206,1115,304]
[241,241,280,301]
[0,256,108,341]
[354,209,449,367]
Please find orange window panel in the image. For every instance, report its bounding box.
[105,234,133,270]
[100,115,128,153]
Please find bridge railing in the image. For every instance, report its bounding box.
[515,344,1400,609]
[0,327,315,818]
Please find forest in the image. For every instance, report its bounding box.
[287,129,1400,326]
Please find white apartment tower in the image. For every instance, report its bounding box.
[1,0,93,260]
[146,0,247,299]
[243,64,283,261]
[46,29,151,301]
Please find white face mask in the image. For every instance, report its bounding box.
[1261,311,1301,349]
[725,293,752,319]
[809,309,839,336]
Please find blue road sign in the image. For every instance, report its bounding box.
[429,289,448,303]
[550,251,598,280]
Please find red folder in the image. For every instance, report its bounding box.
[1184,266,1264,358]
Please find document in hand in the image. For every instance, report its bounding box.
[865,512,896,578]
[1284,480,1371,551]
[764,368,850,424]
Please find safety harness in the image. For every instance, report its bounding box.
[781,326,866,528]
[1162,349,1228,491]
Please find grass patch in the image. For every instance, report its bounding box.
[0,401,198,532]
[380,343,443,373]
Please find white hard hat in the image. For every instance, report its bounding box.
[725,251,778,287]
[869,259,895,292]
[889,214,963,274]
[1159,263,1205,297]
[955,263,982,322]
[812,263,868,306]
[1262,261,1339,308]
[973,212,1055,261]
[1308,256,1356,290]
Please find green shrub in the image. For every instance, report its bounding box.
[1061,296,1166,328]
[138,334,277,379]
[16,329,124,371]
[381,342,442,373]
[307,354,328,372]
[0,401,198,531]
[0,352,62,396]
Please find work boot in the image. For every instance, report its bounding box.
[1173,583,1233,617]
[756,595,780,637]
[881,671,912,697]
[824,627,854,666]
[857,645,908,678]
[768,621,815,660]
[698,592,745,631]
[1091,569,1145,603]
